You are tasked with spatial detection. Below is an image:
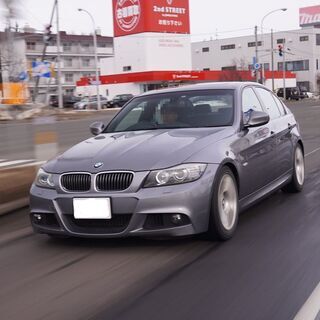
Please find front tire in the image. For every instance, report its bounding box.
[282,144,305,193]
[208,167,239,241]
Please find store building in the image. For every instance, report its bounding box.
[76,0,296,98]
[192,5,320,93]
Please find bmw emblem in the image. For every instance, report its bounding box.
[94,162,104,169]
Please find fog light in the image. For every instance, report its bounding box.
[34,214,42,222]
[171,214,183,225]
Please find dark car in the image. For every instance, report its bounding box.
[49,95,81,108]
[30,82,304,241]
[107,94,134,108]
[277,87,302,100]
[298,86,309,99]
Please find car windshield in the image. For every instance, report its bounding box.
[105,89,234,133]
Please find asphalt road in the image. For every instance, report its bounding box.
[1,100,320,320]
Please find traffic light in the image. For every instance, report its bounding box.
[278,45,283,57]
[43,24,53,45]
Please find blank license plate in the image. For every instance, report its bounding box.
[73,198,111,219]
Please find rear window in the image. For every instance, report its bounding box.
[105,90,235,133]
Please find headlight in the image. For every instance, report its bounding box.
[144,163,207,188]
[35,168,55,189]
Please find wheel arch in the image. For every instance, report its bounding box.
[221,161,240,192]
[297,139,304,155]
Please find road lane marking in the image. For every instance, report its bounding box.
[294,282,320,320]
[306,147,320,158]
[0,160,35,168]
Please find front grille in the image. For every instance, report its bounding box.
[64,214,132,234]
[96,172,133,191]
[61,174,91,192]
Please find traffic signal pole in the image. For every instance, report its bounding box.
[271,29,275,92]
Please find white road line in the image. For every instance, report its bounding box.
[0,160,35,168]
[306,147,320,158]
[294,282,320,320]
[17,161,45,168]
[0,159,8,162]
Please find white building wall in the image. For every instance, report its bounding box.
[76,83,142,99]
[192,26,319,92]
[101,32,191,75]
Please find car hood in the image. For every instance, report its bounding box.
[43,128,233,173]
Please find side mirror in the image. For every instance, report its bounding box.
[90,121,105,136]
[244,110,270,128]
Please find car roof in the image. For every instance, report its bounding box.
[139,82,267,97]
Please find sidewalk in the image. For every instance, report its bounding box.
[0,103,119,122]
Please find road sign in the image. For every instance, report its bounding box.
[254,63,261,70]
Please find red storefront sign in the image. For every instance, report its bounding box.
[77,70,296,87]
[300,6,320,26]
[113,0,190,37]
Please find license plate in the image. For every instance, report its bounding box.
[73,198,111,219]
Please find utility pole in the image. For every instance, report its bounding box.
[32,1,56,103]
[271,29,275,92]
[255,25,259,83]
[56,0,63,109]
[78,8,101,110]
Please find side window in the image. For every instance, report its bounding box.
[272,94,286,116]
[255,88,281,119]
[242,87,263,113]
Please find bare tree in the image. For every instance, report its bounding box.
[232,57,250,71]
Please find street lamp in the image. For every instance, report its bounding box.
[260,8,287,87]
[78,8,101,110]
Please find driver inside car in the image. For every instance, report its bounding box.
[160,103,180,125]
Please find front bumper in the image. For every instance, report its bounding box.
[29,164,218,238]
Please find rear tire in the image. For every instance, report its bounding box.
[208,167,239,241]
[282,144,305,193]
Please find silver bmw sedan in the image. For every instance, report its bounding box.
[30,82,305,241]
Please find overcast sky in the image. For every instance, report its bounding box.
[1,0,320,40]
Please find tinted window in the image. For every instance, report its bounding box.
[106,90,235,133]
[255,88,281,119]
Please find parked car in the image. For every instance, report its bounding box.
[49,95,81,108]
[73,95,109,110]
[277,87,302,100]
[107,94,134,108]
[30,82,304,241]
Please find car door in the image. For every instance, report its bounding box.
[236,87,278,198]
[254,87,293,180]
[271,94,294,176]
